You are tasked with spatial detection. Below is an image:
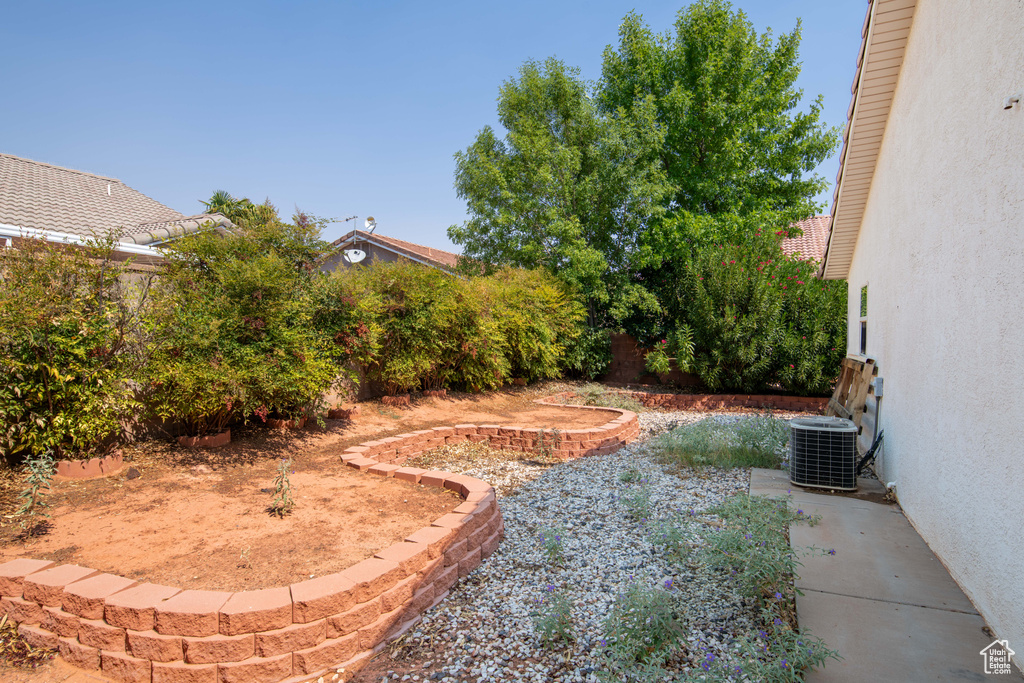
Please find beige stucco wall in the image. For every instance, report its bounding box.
[844,0,1024,661]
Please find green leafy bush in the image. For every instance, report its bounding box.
[531,585,575,646]
[600,583,684,670]
[145,221,336,435]
[560,326,612,380]
[0,237,147,464]
[665,230,845,394]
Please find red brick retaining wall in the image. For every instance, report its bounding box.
[0,397,640,683]
[628,391,828,413]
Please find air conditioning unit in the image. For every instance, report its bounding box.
[789,416,858,491]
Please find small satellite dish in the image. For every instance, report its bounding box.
[343,249,366,264]
[365,216,376,233]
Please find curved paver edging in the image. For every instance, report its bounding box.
[54,452,125,481]
[0,394,639,683]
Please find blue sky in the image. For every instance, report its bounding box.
[1,0,866,250]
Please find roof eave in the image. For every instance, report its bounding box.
[821,0,917,281]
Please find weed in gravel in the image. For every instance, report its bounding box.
[598,582,685,674]
[702,494,821,607]
[619,466,642,484]
[533,428,562,463]
[621,482,653,522]
[267,459,295,517]
[0,613,56,669]
[679,607,841,683]
[530,585,575,646]
[648,514,692,565]
[537,525,566,565]
[651,413,789,469]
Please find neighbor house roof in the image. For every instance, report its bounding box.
[331,229,462,271]
[782,215,831,262]
[821,0,918,279]
[0,153,233,247]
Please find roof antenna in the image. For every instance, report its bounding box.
[364,216,376,234]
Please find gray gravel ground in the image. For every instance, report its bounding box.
[362,410,794,683]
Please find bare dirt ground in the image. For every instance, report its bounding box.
[0,385,614,592]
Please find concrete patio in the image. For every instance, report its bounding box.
[750,468,1011,682]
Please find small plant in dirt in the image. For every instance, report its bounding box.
[621,482,653,522]
[537,525,566,565]
[569,383,644,412]
[599,582,685,675]
[268,459,295,517]
[651,414,789,469]
[701,494,820,606]
[0,613,56,669]
[530,584,575,646]
[16,450,54,534]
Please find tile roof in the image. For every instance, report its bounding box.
[782,215,831,262]
[332,229,462,270]
[0,153,231,244]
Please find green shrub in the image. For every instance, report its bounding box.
[560,326,612,380]
[0,236,146,463]
[663,230,845,394]
[651,414,789,469]
[145,222,336,434]
[531,585,575,646]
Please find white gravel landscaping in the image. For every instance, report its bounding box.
[364,410,791,683]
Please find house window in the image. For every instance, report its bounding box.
[859,285,868,355]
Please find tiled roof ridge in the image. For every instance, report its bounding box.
[0,151,122,183]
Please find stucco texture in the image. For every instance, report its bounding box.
[844,0,1024,663]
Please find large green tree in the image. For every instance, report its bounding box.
[601,1,836,222]
[448,57,671,328]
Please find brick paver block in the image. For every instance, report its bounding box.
[155,590,231,637]
[366,463,400,477]
[374,541,430,575]
[459,546,483,578]
[218,587,291,636]
[152,660,217,683]
[431,513,472,541]
[0,558,55,597]
[430,427,455,438]
[105,583,182,632]
[79,616,127,651]
[344,457,377,471]
[327,597,381,637]
[391,467,426,484]
[453,424,477,435]
[215,653,292,683]
[356,606,404,650]
[59,635,101,670]
[63,573,138,619]
[379,574,419,613]
[127,629,184,662]
[2,596,45,624]
[291,632,360,675]
[433,564,459,595]
[23,564,101,607]
[18,623,59,650]
[443,539,468,567]
[340,558,403,603]
[291,573,356,624]
[254,619,326,658]
[418,557,444,586]
[404,526,456,559]
[418,470,449,488]
[183,632,254,664]
[42,605,81,637]
[101,650,152,683]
